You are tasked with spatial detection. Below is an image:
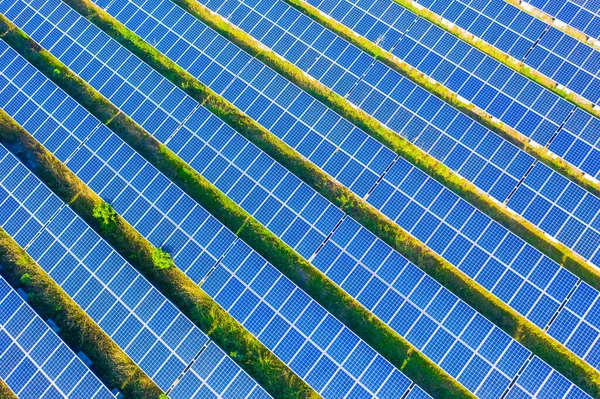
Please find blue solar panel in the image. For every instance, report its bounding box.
[203,239,421,399]
[0,141,271,397]
[0,275,115,399]
[523,0,600,39]
[0,148,209,393]
[4,0,599,385]
[415,0,600,105]
[0,0,595,395]
[302,0,600,180]
[0,37,427,399]
[119,0,541,203]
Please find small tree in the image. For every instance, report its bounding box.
[93,202,118,233]
[152,247,173,270]
[159,394,169,399]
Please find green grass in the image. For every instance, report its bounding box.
[282,0,600,194]
[0,381,18,399]
[390,0,600,123]
[0,14,474,399]
[4,5,600,396]
[162,0,600,294]
[0,110,317,399]
[0,224,162,398]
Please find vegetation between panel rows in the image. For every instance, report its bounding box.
[0,12,475,399]
[0,109,317,399]
[0,221,161,398]
[26,1,600,396]
[272,0,600,285]
[503,0,600,52]
[12,2,600,396]
[163,0,600,298]
[282,0,600,193]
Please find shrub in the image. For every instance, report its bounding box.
[152,247,173,270]
[20,273,32,284]
[92,202,118,233]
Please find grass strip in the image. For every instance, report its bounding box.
[164,0,600,295]
[0,220,161,397]
[504,0,600,51]
[0,92,315,399]
[282,0,600,197]
[80,0,600,298]
[69,0,600,310]
[0,374,19,399]
[0,15,475,399]
[385,0,600,119]
[13,3,600,395]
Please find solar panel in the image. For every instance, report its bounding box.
[522,0,600,40]
[0,140,271,398]
[92,0,398,199]
[98,0,541,204]
[3,0,599,381]
[203,239,423,399]
[311,216,593,397]
[0,147,211,393]
[83,0,600,277]
[169,342,272,399]
[0,275,116,399]
[0,39,430,399]
[416,0,600,105]
[300,0,600,181]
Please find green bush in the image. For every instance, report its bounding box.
[92,202,118,233]
[152,247,173,270]
[20,272,32,284]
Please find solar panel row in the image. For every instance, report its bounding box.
[0,107,272,399]
[0,275,115,399]
[142,0,600,269]
[2,7,595,399]
[1,0,596,396]
[5,0,600,382]
[299,0,600,180]
[0,36,430,399]
[522,0,600,40]
[58,0,600,366]
[0,141,273,399]
[311,219,592,398]
[98,0,549,206]
[176,0,540,202]
[204,239,427,399]
[415,0,600,105]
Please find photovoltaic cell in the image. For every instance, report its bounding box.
[2,0,596,384]
[0,38,427,399]
[301,0,600,180]
[0,137,270,397]
[416,0,600,105]
[522,0,600,39]
[0,275,115,399]
[1,0,596,394]
[203,239,420,399]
